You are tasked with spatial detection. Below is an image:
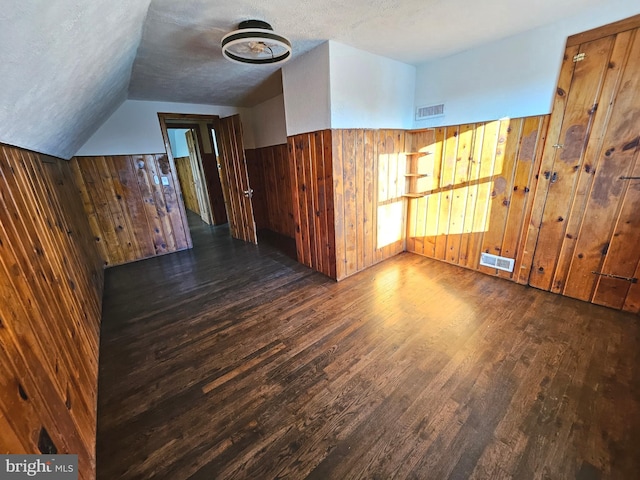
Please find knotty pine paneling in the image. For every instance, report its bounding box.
[405,116,549,282]
[288,131,336,278]
[0,144,103,480]
[174,155,200,215]
[72,154,191,267]
[246,144,295,238]
[333,129,406,280]
[526,22,640,312]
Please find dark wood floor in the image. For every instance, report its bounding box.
[97,214,640,479]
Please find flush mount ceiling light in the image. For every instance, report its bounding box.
[221,20,292,65]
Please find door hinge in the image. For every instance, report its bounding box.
[573,53,586,62]
[592,271,638,283]
[243,188,254,198]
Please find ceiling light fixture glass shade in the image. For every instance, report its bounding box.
[221,20,292,65]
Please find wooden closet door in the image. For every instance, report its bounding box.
[526,20,640,312]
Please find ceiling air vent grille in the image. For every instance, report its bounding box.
[416,103,445,120]
[479,253,515,273]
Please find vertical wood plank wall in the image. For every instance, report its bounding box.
[405,116,549,281]
[333,129,406,280]
[288,131,337,278]
[525,24,640,312]
[174,156,200,215]
[288,129,407,281]
[71,154,191,267]
[245,144,295,238]
[0,144,103,480]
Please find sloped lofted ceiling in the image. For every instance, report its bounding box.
[0,0,617,159]
[0,0,152,159]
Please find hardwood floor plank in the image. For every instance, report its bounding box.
[97,212,640,480]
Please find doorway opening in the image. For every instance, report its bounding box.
[158,113,258,247]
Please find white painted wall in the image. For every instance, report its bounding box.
[413,0,640,128]
[329,41,415,130]
[248,94,288,148]
[76,100,255,155]
[282,42,331,136]
[167,129,190,158]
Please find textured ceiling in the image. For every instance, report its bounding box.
[0,0,618,158]
[0,1,151,159]
[129,0,606,107]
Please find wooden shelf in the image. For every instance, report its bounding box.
[404,152,432,156]
[403,193,425,198]
[404,173,429,177]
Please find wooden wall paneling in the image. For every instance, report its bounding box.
[95,157,137,262]
[374,129,405,263]
[312,132,326,276]
[363,130,375,269]
[332,130,346,280]
[446,124,474,264]
[502,116,549,281]
[175,156,200,215]
[528,35,615,291]
[275,145,290,236]
[434,127,457,260]
[393,130,407,256]
[477,118,523,276]
[592,149,640,310]
[425,128,445,259]
[79,157,127,264]
[323,131,337,279]
[291,135,311,268]
[271,146,284,235]
[309,132,323,274]
[375,131,389,264]
[287,131,335,278]
[69,160,109,264]
[154,154,189,251]
[562,31,640,304]
[342,129,358,276]
[7,152,97,409]
[465,120,501,270]
[518,47,579,284]
[0,144,103,479]
[404,129,436,256]
[459,124,484,267]
[355,130,366,272]
[135,155,171,257]
[145,155,177,252]
[108,155,147,261]
[550,31,635,295]
[73,154,190,266]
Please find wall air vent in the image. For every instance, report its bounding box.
[416,103,445,120]
[479,253,515,273]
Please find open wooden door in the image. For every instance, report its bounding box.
[215,114,257,244]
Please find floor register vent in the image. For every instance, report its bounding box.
[479,253,515,273]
